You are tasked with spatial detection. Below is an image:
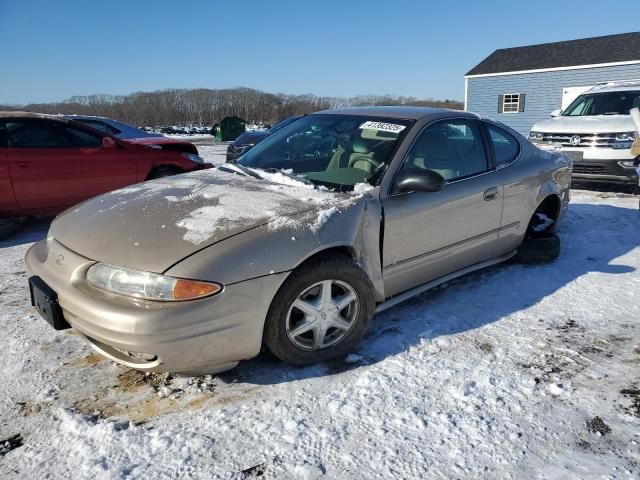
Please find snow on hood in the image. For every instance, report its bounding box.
[50,168,374,272]
[532,115,636,134]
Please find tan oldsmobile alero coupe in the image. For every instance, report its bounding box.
[26,107,571,374]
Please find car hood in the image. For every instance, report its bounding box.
[49,169,357,273]
[532,115,636,134]
[232,131,269,145]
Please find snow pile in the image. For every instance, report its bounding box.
[353,182,375,194]
[312,206,339,231]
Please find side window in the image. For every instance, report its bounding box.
[6,120,66,148]
[62,125,102,148]
[6,120,101,148]
[77,120,120,136]
[0,123,7,148]
[78,120,109,134]
[487,124,520,168]
[106,124,121,136]
[403,119,488,181]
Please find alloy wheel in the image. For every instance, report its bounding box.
[285,279,360,351]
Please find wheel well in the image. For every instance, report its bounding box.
[146,164,184,180]
[296,246,356,268]
[528,195,561,235]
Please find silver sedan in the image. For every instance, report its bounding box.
[26,107,571,374]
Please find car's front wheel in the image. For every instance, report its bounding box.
[263,255,375,365]
[147,166,184,180]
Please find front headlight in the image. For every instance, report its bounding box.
[529,131,544,141]
[86,263,222,301]
[181,153,204,164]
[615,132,639,141]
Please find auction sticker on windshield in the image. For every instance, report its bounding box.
[359,121,406,134]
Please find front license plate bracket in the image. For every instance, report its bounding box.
[29,276,71,330]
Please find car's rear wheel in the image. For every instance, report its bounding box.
[263,256,375,365]
[516,208,561,263]
[147,166,184,180]
[516,233,560,264]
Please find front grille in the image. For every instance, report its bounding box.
[573,163,606,174]
[540,133,626,148]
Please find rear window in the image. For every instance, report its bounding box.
[487,124,520,168]
[77,119,121,136]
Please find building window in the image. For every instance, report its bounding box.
[498,93,525,113]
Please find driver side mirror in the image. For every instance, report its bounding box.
[102,137,117,149]
[550,109,561,117]
[391,167,445,195]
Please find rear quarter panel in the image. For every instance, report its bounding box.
[496,140,571,255]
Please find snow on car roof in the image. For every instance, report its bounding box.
[588,80,640,93]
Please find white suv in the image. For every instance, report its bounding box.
[529,81,640,186]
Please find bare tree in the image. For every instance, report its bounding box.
[0,87,463,127]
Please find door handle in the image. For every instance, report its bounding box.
[483,187,498,201]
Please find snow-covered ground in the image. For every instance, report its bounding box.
[0,188,638,479]
[198,142,229,165]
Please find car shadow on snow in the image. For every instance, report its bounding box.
[228,202,639,386]
[0,217,52,248]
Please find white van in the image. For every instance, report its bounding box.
[529,80,640,186]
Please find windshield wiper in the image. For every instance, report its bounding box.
[217,163,263,179]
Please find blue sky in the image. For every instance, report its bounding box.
[1,0,639,104]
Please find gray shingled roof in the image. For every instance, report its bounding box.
[467,32,640,76]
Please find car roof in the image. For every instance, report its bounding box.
[65,114,110,121]
[0,111,67,121]
[314,106,477,121]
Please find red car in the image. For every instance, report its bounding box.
[0,112,212,221]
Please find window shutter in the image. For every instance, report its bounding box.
[497,95,504,113]
[518,93,526,112]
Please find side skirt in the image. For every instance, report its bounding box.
[374,250,517,314]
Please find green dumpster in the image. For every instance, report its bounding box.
[215,116,246,141]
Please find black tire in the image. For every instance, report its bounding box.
[0,217,28,241]
[147,166,184,180]
[516,233,560,264]
[263,255,375,365]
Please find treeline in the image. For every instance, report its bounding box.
[0,87,463,126]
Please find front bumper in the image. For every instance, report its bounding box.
[533,143,638,184]
[25,238,289,374]
[571,159,638,184]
